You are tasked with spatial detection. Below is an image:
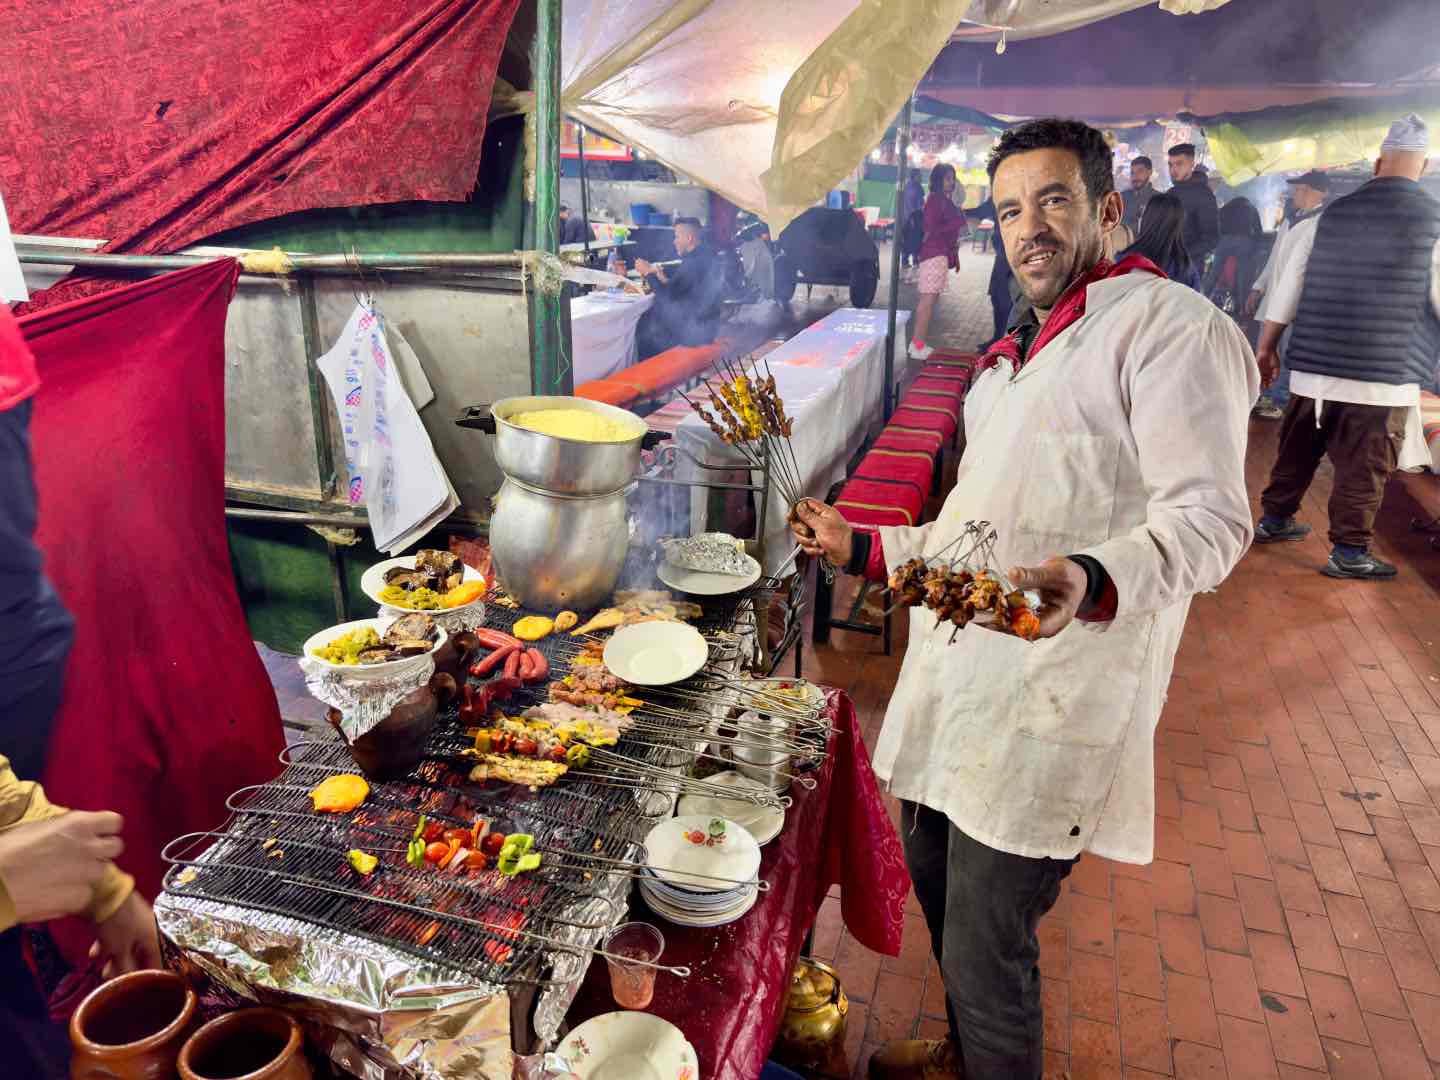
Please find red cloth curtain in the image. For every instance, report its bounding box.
[1,0,521,257]
[22,258,285,912]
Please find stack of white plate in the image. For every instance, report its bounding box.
[640,814,761,928]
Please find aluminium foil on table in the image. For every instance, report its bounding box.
[156,891,510,1080]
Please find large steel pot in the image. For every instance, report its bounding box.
[456,396,663,496]
[488,478,631,610]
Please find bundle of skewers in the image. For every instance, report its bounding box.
[887,521,1042,642]
[680,355,804,516]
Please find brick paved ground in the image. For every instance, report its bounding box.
[800,252,1440,1079]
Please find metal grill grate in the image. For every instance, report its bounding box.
[163,585,772,986]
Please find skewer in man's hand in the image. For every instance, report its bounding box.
[995,557,1088,640]
[788,499,852,566]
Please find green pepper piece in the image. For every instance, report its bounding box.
[565,744,591,768]
[516,852,542,873]
[412,814,428,842]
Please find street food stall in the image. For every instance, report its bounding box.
[144,390,909,1080]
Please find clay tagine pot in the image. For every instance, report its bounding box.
[327,671,456,781]
[178,1008,312,1080]
[70,969,197,1080]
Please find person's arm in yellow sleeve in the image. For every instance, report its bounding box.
[0,754,160,975]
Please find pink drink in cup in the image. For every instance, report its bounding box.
[603,922,664,1009]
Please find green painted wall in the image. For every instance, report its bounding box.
[857,179,897,218]
[222,117,524,654]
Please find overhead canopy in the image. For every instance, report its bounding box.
[1182,88,1440,182]
[556,0,1236,231]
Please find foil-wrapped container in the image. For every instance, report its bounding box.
[156,893,511,1079]
[659,533,753,576]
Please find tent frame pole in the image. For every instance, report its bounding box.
[577,122,592,259]
[530,0,563,394]
[882,93,915,422]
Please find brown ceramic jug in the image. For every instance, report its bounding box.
[70,969,197,1080]
[327,671,456,780]
[178,1008,312,1080]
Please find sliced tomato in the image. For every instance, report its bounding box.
[422,822,446,844]
[464,850,488,871]
[482,832,506,856]
[442,828,472,845]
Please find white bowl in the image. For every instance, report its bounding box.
[360,556,486,613]
[603,621,709,686]
[301,617,447,682]
[557,1012,698,1080]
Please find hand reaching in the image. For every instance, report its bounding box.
[788,499,853,567]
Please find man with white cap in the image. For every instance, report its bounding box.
[1246,169,1331,420]
[1254,113,1440,579]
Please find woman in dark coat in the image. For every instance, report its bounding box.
[1122,193,1199,290]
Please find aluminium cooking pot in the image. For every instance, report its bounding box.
[456,395,667,496]
[488,478,631,610]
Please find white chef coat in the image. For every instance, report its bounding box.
[1250,216,1292,297]
[874,273,1257,865]
[1261,220,1440,470]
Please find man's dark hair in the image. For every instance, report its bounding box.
[986,118,1115,204]
[1167,143,1196,160]
[675,216,703,229]
[1132,155,1153,170]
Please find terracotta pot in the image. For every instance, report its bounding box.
[70,969,197,1080]
[178,1008,312,1080]
[327,671,456,780]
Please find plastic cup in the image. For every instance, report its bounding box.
[603,922,664,1010]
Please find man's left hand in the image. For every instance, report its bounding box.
[997,557,1088,640]
[90,891,162,979]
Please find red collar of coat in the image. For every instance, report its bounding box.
[978,253,1166,375]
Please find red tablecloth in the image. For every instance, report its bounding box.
[567,690,908,1080]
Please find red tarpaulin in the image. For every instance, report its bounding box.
[1,0,521,255]
[22,258,285,920]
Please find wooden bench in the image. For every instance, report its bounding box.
[574,338,733,410]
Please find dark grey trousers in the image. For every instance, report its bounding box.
[900,800,1076,1080]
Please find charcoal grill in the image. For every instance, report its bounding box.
[161,579,786,1006]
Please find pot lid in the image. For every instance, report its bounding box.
[788,957,840,1012]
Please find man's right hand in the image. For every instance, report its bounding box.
[789,499,853,566]
[1244,290,1262,318]
[0,811,125,923]
[1256,343,1280,387]
[633,258,655,277]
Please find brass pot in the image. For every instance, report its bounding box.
[772,957,848,1072]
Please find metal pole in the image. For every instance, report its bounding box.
[577,122,592,260]
[17,250,527,272]
[531,0,563,394]
[882,93,915,423]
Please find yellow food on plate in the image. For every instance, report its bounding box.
[311,774,370,813]
[442,581,487,608]
[553,610,579,633]
[377,585,442,610]
[507,408,641,443]
[513,615,555,641]
[313,627,380,665]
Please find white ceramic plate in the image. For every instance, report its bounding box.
[643,814,761,891]
[656,554,762,597]
[641,881,759,928]
[739,677,824,713]
[677,772,784,845]
[301,617,448,682]
[604,622,709,686]
[360,556,487,613]
[557,1012,699,1080]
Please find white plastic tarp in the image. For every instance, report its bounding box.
[555,0,1234,231]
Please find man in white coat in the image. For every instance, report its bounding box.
[791,118,1257,1080]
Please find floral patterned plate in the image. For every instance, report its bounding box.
[557,1011,699,1080]
[643,815,761,891]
